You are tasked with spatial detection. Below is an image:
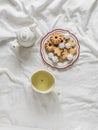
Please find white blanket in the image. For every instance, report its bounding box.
[0,0,98,130]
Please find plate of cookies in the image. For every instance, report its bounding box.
[40,29,80,69]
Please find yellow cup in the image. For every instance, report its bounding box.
[31,70,55,94]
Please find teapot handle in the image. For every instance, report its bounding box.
[10,39,20,48]
[30,23,37,32]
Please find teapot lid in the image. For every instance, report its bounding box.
[16,28,36,47]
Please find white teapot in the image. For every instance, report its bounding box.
[16,24,36,47]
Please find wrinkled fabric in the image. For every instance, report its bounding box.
[0,0,98,130]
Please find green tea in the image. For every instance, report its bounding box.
[31,71,55,91]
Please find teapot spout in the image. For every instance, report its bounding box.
[30,23,37,32]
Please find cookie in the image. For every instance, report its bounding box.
[53,47,62,57]
[69,48,77,55]
[50,33,62,45]
[68,39,76,47]
[67,54,74,61]
[64,33,70,39]
[59,49,69,62]
[59,43,65,49]
[45,31,78,64]
[45,40,54,52]
[59,35,66,43]
[52,56,59,63]
[48,52,54,59]
[65,42,71,49]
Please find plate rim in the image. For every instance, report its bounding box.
[40,28,80,69]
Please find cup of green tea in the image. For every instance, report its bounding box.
[31,70,55,94]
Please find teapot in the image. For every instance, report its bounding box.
[16,24,36,47]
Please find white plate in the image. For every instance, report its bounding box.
[40,29,80,69]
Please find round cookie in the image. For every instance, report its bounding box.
[59,35,66,43]
[45,40,54,52]
[50,33,62,45]
[69,48,77,55]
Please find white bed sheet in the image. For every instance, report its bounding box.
[0,0,98,130]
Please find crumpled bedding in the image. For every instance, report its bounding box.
[0,0,98,130]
